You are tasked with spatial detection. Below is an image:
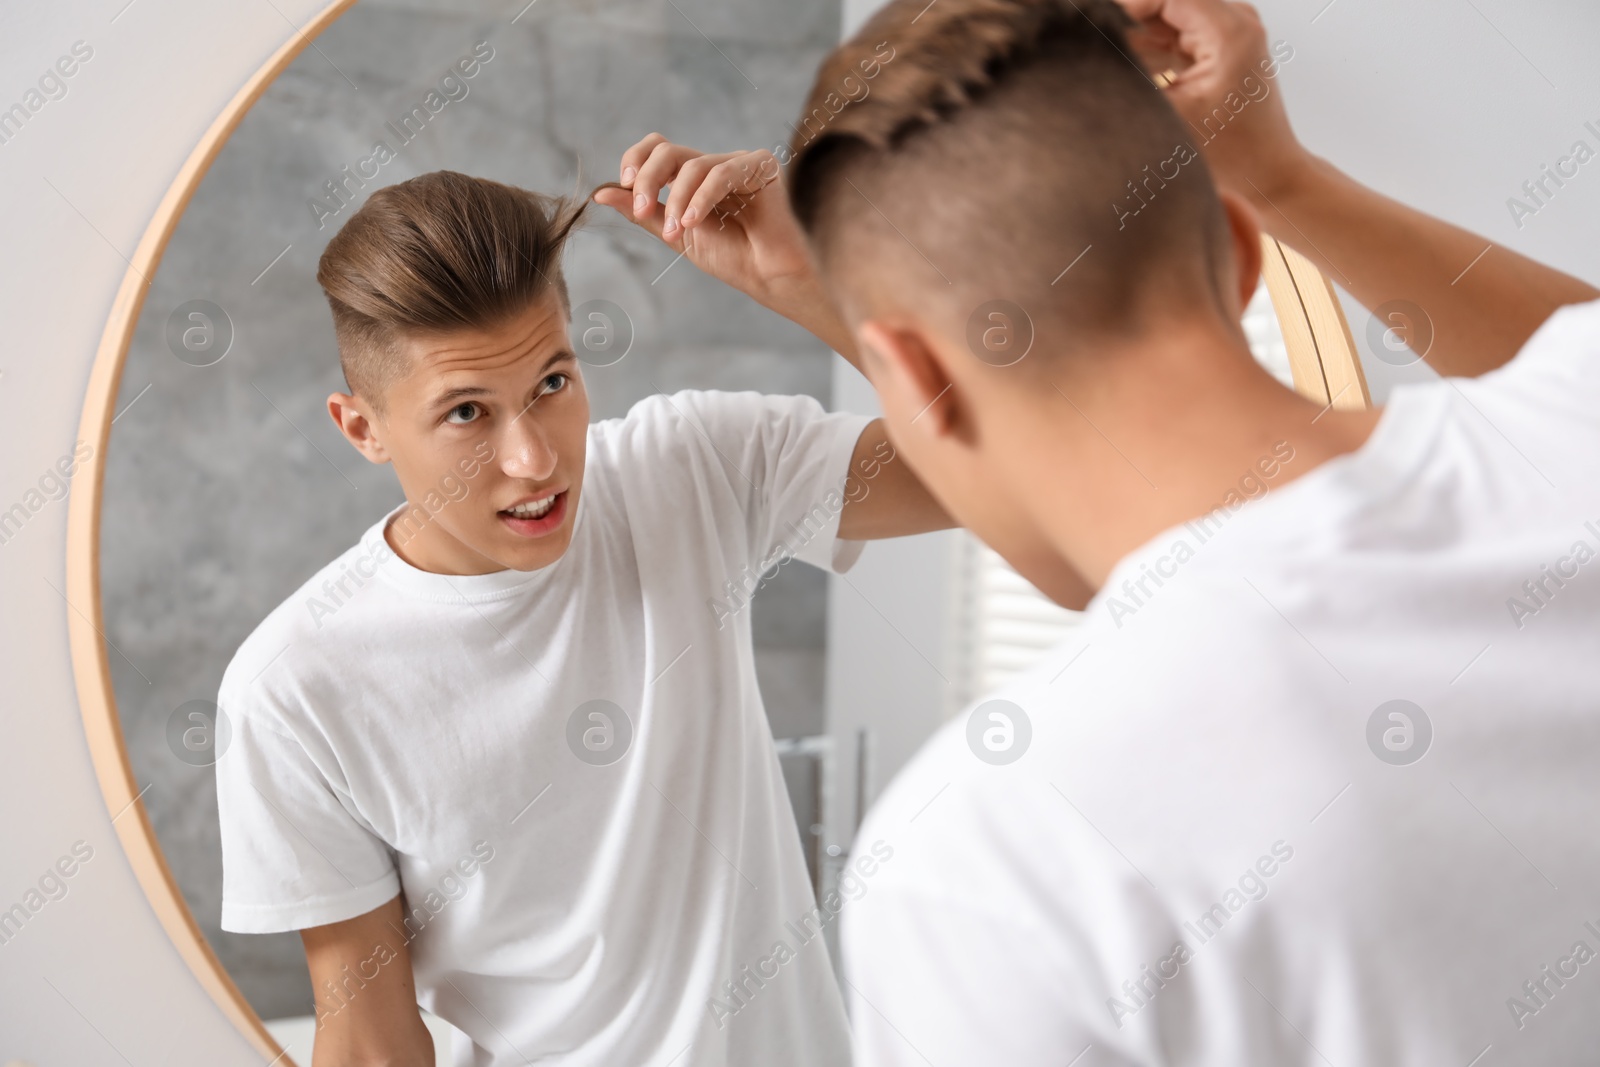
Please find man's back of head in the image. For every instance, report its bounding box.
[784,0,1380,594]
[789,0,1233,358]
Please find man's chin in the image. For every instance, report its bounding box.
[484,522,574,573]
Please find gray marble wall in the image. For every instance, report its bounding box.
[102,0,841,1020]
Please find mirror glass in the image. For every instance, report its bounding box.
[98,1,1319,1058]
[102,0,845,1055]
[1242,276,1296,389]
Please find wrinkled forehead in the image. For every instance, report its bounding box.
[399,294,573,384]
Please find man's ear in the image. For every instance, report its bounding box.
[856,319,957,436]
[327,392,391,465]
[1216,189,1266,318]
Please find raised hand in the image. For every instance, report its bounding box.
[593,136,829,328]
[1117,0,1308,203]
[1117,0,1596,377]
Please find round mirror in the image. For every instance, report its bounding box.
[72,2,1369,1062]
[90,0,853,1060]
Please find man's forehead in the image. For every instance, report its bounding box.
[402,299,572,379]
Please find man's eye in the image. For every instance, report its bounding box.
[445,402,480,425]
[542,373,568,395]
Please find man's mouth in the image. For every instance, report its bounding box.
[498,490,567,537]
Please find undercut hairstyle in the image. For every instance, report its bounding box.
[788,0,1232,355]
[316,171,589,416]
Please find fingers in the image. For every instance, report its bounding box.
[1124,22,1189,79]
[618,132,666,191]
[671,149,780,235]
[607,136,784,248]
[592,175,673,244]
[590,184,634,216]
[659,153,723,238]
[600,189,671,244]
[1114,0,1168,20]
[632,139,700,222]
[1115,0,1239,66]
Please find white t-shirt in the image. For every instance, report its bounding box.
[843,299,1600,1066]
[215,390,872,1067]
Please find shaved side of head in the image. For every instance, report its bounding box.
[788,0,1235,363]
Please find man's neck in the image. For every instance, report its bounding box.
[1014,330,1383,588]
[384,510,507,576]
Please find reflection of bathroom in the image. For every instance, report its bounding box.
[101,0,854,1055]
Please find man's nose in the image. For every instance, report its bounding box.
[497,417,558,482]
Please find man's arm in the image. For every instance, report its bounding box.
[1249,157,1597,378]
[836,418,950,541]
[594,137,954,541]
[1120,0,1598,378]
[300,894,434,1067]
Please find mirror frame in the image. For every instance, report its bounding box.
[61,5,1370,1058]
[66,3,356,1060]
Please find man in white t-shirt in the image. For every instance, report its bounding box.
[781,0,1600,1063]
[215,162,953,1064]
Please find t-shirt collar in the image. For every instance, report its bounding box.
[359,497,573,604]
[1090,379,1447,610]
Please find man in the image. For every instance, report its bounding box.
[214,163,949,1065]
[779,0,1600,1063]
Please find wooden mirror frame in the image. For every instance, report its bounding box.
[61,4,1371,1059]
[66,4,356,1061]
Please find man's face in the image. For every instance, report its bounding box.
[374,293,590,574]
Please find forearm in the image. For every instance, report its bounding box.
[837,419,954,541]
[1250,153,1598,378]
[762,275,863,371]
[303,898,434,1067]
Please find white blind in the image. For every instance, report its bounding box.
[1242,278,1295,389]
[953,534,1083,709]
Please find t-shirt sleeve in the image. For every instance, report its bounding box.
[658,389,875,575]
[1484,295,1600,395]
[215,705,399,934]
[1463,295,1600,487]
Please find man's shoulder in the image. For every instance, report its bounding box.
[586,389,849,498]
[593,389,824,442]
[218,526,395,716]
[1499,295,1600,382]
[860,602,1340,866]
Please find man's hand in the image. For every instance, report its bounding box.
[593,136,859,363]
[1119,0,1309,205]
[1117,0,1597,377]
[597,136,956,544]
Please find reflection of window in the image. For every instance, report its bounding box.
[952,536,1083,711]
[950,283,1293,710]
[1243,278,1295,389]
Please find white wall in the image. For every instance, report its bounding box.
[0,4,330,1063]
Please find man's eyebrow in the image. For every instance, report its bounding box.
[427,351,577,410]
[540,349,577,372]
[430,385,493,409]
